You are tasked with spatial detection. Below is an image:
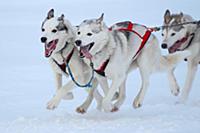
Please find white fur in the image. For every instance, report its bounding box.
[162,10,200,103]
[41,10,105,113]
[75,16,190,112]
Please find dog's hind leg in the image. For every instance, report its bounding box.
[179,60,198,103]
[133,66,150,108]
[76,78,100,114]
[47,80,75,110]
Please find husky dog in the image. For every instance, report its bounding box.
[161,9,200,103]
[40,9,106,113]
[74,14,190,112]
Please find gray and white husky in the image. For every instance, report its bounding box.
[75,14,190,112]
[161,9,200,103]
[40,9,106,113]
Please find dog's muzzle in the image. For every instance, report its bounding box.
[79,42,94,59]
[44,39,58,57]
[168,36,188,53]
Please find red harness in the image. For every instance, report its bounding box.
[54,48,74,73]
[117,21,152,59]
[95,21,152,77]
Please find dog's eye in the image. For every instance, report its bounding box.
[42,28,45,32]
[52,29,57,33]
[171,33,176,36]
[87,33,92,36]
[161,33,164,36]
[77,32,81,35]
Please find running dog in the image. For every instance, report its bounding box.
[161,9,200,103]
[74,14,190,112]
[40,9,105,113]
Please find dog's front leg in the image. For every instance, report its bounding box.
[102,76,125,112]
[179,60,198,103]
[112,78,127,112]
[55,72,62,91]
[47,80,75,110]
[167,68,180,96]
[54,72,73,100]
[76,78,99,114]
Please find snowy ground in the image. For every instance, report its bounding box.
[0,0,200,133]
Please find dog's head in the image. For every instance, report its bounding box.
[74,14,110,59]
[40,9,74,58]
[161,9,196,53]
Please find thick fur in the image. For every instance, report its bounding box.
[41,9,106,113]
[161,10,200,103]
[75,15,190,112]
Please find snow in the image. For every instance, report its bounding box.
[0,0,200,133]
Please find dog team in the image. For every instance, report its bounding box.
[40,9,200,113]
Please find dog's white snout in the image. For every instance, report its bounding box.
[75,40,82,47]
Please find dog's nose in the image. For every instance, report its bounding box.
[161,43,168,49]
[75,40,82,46]
[41,37,47,43]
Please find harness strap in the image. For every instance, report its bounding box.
[53,48,74,74]
[116,21,152,60]
[132,30,152,59]
[94,59,110,77]
[65,48,74,64]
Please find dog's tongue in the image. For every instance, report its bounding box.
[80,48,92,59]
[169,37,188,53]
[169,44,180,53]
[45,40,56,57]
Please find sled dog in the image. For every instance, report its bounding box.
[40,9,106,113]
[161,9,200,103]
[75,14,190,112]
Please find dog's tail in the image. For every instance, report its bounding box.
[159,50,191,71]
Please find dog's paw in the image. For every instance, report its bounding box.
[46,97,60,110]
[76,107,86,114]
[111,106,119,112]
[62,92,74,100]
[133,98,142,109]
[102,100,113,112]
[171,87,180,96]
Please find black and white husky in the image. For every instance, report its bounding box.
[161,9,200,103]
[74,14,190,112]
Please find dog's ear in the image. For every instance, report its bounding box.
[164,9,171,24]
[96,13,104,24]
[180,12,183,18]
[47,9,54,19]
[58,14,65,21]
[177,12,183,23]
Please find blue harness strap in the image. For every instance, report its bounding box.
[54,48,94,88]
[66,61,94,88]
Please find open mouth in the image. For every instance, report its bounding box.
[45,39,58,57]
[168,37,188,53]
[79,42,94,59]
